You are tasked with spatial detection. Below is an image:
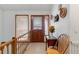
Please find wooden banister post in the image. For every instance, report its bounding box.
[1,42,5,54]
[12,37,17,54]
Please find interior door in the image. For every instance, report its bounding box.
[31,15,44,42]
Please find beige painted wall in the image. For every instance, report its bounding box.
[50,4,70,38]
[1,10,51,41]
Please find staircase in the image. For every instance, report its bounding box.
[0,32,30,54]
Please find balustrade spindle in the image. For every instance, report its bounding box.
[11,37,17,54]
[6,44,9,54]
[1,42,5,54]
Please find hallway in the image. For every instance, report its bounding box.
[1,4,79,54]
[24,43,47,54]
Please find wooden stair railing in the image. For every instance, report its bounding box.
[0,37,17,54]
[17,32,30,54]
[0,32,30,54]
[11,37,17,54]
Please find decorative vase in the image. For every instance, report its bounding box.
[49,33,53,38]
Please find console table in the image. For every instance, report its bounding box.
[46,36,57,50]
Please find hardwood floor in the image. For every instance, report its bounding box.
[24,43,47,54]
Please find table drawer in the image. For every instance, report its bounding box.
[47,40,57,46]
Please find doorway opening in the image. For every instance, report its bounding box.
[30,15,49,42]
[15,15,49,42]
[15,15,29,42]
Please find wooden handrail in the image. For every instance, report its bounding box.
[17,32,30,39]
[0,32,30,54]
[0,40,12,49]
[16,31,30,53]
[0,37,17,54]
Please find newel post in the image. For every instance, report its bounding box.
[1,42,5,54]
[12,37,17,54]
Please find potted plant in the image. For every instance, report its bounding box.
[48,25,55,38]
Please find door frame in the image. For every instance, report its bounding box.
[31,15,49,35]
[30,15,49,42]
[31,15,44,32]
[15,14,29,38]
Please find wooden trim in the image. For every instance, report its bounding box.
[15,14,29,16]
[31,15,49,16]
[0,37,17,54]
[17,32,29,39]
[31,15,45,30]
[30,15,49,42]
[44,15,49,36]
[11,37,17,54]
[15,15,29,38]
[0,40,12,49]
[31,15,49,32]
[48,15,50,36]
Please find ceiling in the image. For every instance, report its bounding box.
[0,4,53,11]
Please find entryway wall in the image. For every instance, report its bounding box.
[69,4,79,41]
[0,10,3,41]
[50,4,70,38]
[0,4,70,42]
[0,10,51,41]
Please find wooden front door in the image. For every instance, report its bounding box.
[31,15,44,42]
